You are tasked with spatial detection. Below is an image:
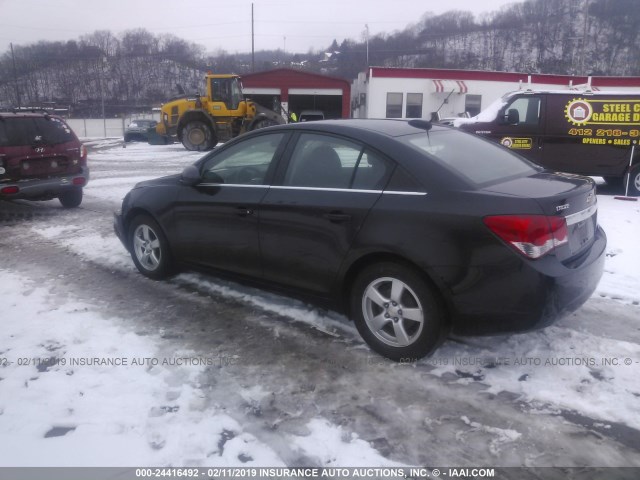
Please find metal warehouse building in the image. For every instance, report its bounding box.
[352,67,640,121]
[241,68,350,121]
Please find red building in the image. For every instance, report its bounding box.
[241,68,350,120]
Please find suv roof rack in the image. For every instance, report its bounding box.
[0,107,52,115]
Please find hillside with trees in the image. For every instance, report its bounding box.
[1,0,638,115]
[332,0,640,79]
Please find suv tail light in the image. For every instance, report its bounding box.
[80,144,88,164]
[483,215,568,259]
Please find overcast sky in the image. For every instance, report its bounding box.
[0,0,523,55]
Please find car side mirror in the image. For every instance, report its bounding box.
[506,108,520,125]
[180,165,201,186]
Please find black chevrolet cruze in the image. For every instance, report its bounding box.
[114,119,606,361]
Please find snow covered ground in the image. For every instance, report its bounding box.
[0,140,639,468]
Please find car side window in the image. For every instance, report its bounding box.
[506,97,541,126]
[201,133,285,185]
[351,150,392,190]
[0,121,8,146]
[283,133,390,190]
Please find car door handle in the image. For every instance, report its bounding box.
[236,206,254,217]
[323,212,351,223]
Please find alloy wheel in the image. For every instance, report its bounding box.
[362,276,425,347]
[133,224,162,271]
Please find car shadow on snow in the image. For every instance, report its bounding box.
[0,199,63,223]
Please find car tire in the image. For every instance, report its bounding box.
[129,215,174,279]
[58,188,83,208]
[181,121,215,151]
[350,262,447,361]
[624,165,640,196]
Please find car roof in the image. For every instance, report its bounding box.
[280,118,445,138]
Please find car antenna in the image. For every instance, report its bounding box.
[408,119,432,131]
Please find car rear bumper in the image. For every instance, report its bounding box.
[125,130,151,137]
[0,167,90,201]
[450,225,607,335]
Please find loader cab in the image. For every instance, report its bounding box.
[208,75,243,111]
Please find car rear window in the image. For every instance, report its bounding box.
[0,117,75,147]
[0,118,38,146]
[403,129,539,186]
[36,117,76,144]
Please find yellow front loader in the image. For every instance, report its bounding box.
[155,73,284,151]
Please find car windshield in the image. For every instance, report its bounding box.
[402,129,539,186]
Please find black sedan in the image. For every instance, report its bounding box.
[124,119,158,142]
[114,119,606,361]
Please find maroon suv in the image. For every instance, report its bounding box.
[0,111,89,207]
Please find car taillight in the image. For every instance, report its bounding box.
[80,144,88,163]
[73,177,86,186]
[483,215,568,259]
[1,186,19,195]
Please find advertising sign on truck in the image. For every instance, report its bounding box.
[456,90,640,195]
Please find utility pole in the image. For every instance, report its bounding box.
[365,24,370,66]
[10,43,21,108]
[99,55,106,137]
[251,3,255,72]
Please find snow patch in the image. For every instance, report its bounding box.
[0,270,284,467]
[291,418,405,467]
[459,416,521,456]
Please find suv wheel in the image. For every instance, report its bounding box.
[350,262,447,361]
[129,215,173,279]
[58,188,83,208]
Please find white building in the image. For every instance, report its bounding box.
[351,67,640,121]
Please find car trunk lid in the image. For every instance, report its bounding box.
[484,172,598,261]
[1,144,82,180]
